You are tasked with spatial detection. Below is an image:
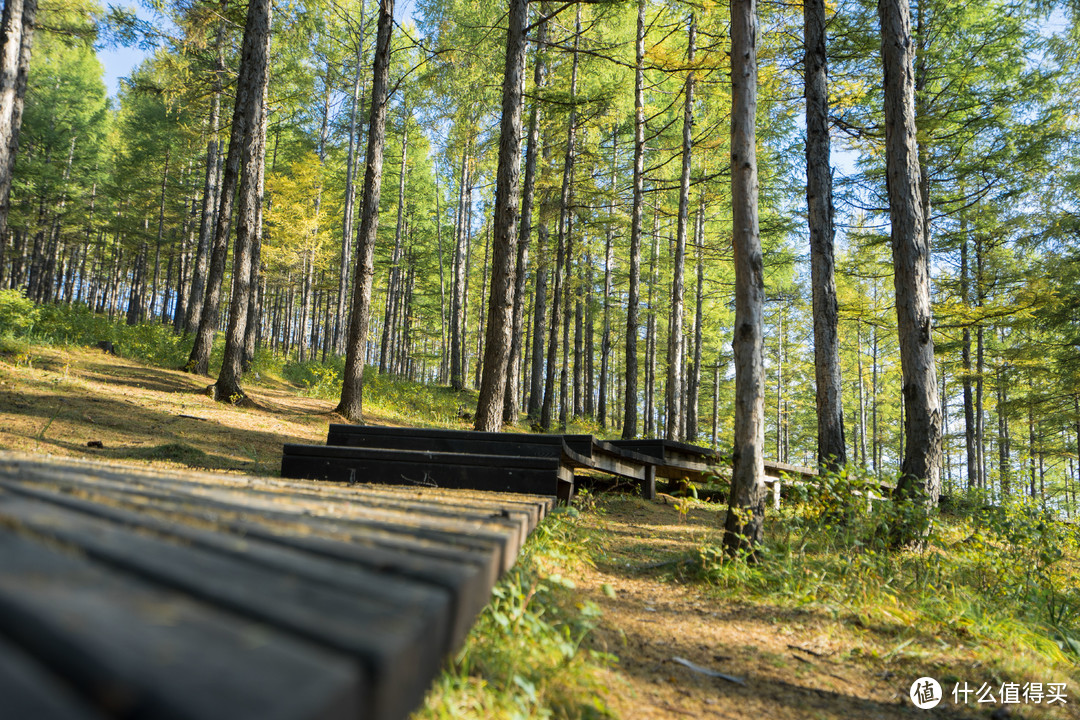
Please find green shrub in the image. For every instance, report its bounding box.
[0,289,39,335]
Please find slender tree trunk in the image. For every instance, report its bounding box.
[185,9,227,335]
[0,0,35,253]
[961,237,976,489]
[598,129,616,428]
[527,182,549,418]
[665,13,695,441]
[450,147,469,390]
[804,0,846,470]
[213,0,271,401]
[725,0,766,559]
[879,0,941,512]
[380,122,408,373]
[687,204,704,440]
[336,0,395,422]
[336,7,366,355]
[474,0,527,430]
[622,0,646,439]
[505,0,549,423]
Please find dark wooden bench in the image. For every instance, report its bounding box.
[0,452,554,720]
[282,442,577,503]
[322,425,660,500]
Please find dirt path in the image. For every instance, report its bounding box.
[578,497,1075,720]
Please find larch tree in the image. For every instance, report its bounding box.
[878,0,942,516]
[213,0,272,402]
[0,0,36,282]
[474,0,528,431]
[621,0,646,439]
[336,0,395,422]
[804,0,845,470]
[665,12,695,442]
[724,0,767,558]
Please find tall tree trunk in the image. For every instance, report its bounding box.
[666,12,695,442]
[725,0,766,559]
[879,0,942,515]
[598,129,616,428]
[449,147,469,390]
[336,7,366,355]
[804,0,846,470]
[242,99,269,371]
[0,0,35,256]
[185,8,227,335]
[336,0,395,421]
[474,0,527,431]
[380,122,408,374]
[975,235,985,488]
[504,0,549,424]
[622,0,646,439]
[527,178,549,418]
[961,236,976,489]
[687,204,704,440]
[213,0,271,401]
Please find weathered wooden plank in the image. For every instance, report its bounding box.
[3,465,501,635]
[14,460,520,575]
[328,424,594,456]
[282,444,564,501]
[327,424,593,469]
[0,491,449,720]
[1,478,485,653]
[0,522,364,720]
[0,635,103,720]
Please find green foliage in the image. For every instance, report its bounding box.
[0,298,193,368]
[416,508,615,720]
[684,468,1079,673]
[0,290,40,335]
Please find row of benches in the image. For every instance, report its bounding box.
[0,452,554,720]
[280,425,733,502]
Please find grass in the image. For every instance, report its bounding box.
[414,505,617,720]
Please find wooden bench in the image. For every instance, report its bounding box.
[0,452,554,720]
[320,425,655,500]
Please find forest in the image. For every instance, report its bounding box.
[1,0,1080,530]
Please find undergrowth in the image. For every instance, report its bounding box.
[679,465,1079,708]
[415,505,616,720]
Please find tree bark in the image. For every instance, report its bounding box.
[449,147,469,390]
[724,0,766,559]
[504,0,548,424]
[804,0,846,471]
[666,13,695,442]
[879,0,942,513]
[622,0,646,439]
[474,0,529,427]
[0,0,35,258]
[213,0,272,401]
[185,7,227,335]
[687,204,704,440]
[598,130,616,428]
[336,7,366,355]
[380,122,408,374]
[473,0,527,431]
[336,0,395,422]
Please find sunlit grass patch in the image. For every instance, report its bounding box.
[414,507,616,720]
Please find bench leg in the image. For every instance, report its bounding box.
[641,465,656,501]
[557,466,575,505]
[772,480,781,511]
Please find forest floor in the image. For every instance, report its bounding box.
[0,344,1076,720]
